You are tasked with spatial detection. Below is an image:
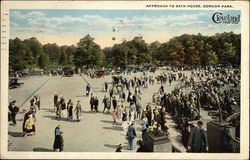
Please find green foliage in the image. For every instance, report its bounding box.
[9,38,35,70]
[74,35,103,69]
[9,32,240,71]
[38,53,49,69]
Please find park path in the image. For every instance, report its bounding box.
[8,70,211,152]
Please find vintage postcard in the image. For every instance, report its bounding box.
[0,0,249,159]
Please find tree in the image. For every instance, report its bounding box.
[9,38,35,70]
[201,43,218,65]
[65,45,76,66]
[149,41,161,65]
[23,37,45,66]
[59,46,67,66]
[74,35,103,69]
[38,53,49,69]
[9,32,241,70]
[43,43,61,65]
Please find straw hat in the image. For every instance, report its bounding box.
[116,143,124,147]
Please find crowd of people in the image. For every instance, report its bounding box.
[8,66,240,152]
[53,93,83,122]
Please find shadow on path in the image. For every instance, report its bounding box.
[16,118,23,121]
[104,144,117,149]
[75,95,87,97]
[103,126,123,131]
[43,115,76,122]
[82,110,95,114]
[8,131,23,137]
[42,108,55,113]
[33,147,54,152]
[100,120,114,124]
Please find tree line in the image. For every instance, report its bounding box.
[9,32,240,71]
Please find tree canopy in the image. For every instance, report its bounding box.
[9,32,241,71]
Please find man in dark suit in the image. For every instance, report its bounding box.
[86,83,90,96]
[94,97,99,112]
[8,100,19,126]
[187,121,208,152]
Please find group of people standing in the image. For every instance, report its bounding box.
[53,93,82,122]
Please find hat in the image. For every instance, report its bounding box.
[132,120,136,124]
[116,143,124,147]
[164,125,169,130]
[148,126,154,132]
[12,100,16,104]
[197,120,203,125]
[154,110,159,115]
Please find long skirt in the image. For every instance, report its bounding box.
[68,109,73,118]
[122,121,128,131]
[53,135,61,150]
[61,109,68,118]
[24,124,36,133]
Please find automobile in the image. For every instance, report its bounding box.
[91,70,105,78]
[9,70,17,77]
[17,71,30,77]
[104,68,113,75]
[149,67,157,72]
[63,70,74,77]
[9,77,24,89]
[134,66,144,73]
[113,69,123,75]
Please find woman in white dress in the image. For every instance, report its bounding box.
[74,100,82,122]
[117,105,123,124]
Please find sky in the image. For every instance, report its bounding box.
[10,9,241,48]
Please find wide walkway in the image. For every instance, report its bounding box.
[8,70,211,152]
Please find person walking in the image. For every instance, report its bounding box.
[122,108,128,131]
[67,99,73,120]
[53,125,64,152]
[90,93,95,111]
[187,121,208,152]
[102,96,108,113]
[22,114,36,136]
[53,92,58,111]
[30,96,37,113]
[56,102,62,119]
[106,97,111,113]
[35,94,41,110]
[141,114,148,135]
[116,105,123,124]
[86,83,91,96]
[60,98,67,118]
[112,96,118,111]
[182,124,191,149]
[127,120,137,150]
[136,103,142,120]
[74,100,82,122]
[94,97,99,113]
[104,82,108,92]
[8,100,19,126]
[22,109,36,133]
[146,106,152,126]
